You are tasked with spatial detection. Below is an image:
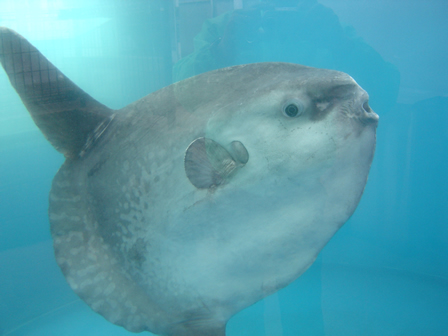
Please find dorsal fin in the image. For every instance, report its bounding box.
[0,27,114,159]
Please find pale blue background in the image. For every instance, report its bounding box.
[0,0,447,335]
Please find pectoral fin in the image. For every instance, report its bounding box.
[184,137,248,189]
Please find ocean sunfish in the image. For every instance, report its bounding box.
[0,27,378,336]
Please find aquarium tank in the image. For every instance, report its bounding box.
[0,0,447,335]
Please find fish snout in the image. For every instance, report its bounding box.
[357,93,379,125]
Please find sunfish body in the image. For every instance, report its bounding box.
[0,27,378,336]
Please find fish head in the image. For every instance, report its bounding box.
[204,65,378,217]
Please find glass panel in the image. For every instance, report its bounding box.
[1,0,446,335]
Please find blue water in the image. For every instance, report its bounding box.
[0,0,447,335]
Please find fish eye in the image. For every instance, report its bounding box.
[282,100,304,118]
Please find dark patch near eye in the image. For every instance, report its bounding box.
[327,84,358,98]
[311,98,333,121]
[310,84,357,121]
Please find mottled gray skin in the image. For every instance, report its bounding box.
[1,27,378,336]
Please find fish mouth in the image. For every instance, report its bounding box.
[342,90,379,127]
[359,99,379,126]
